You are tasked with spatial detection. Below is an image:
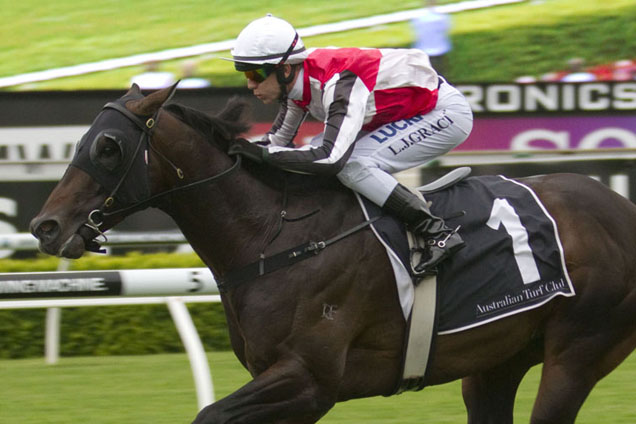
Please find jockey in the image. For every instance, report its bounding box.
[227,14,474,275]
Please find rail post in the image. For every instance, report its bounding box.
[166,296,215,408]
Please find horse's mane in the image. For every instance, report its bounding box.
[163,97,346,195]
[164,97,251,152]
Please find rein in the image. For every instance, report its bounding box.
[101,155,242,220]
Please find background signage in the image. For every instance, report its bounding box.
[0,82,633,248]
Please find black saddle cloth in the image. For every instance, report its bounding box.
[362,175,574,334]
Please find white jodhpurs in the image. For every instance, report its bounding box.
[336,79,473,206]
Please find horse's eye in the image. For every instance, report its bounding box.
[102,143,118,157]
[92,134,123,171]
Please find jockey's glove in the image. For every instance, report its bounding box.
[228,138,265,163]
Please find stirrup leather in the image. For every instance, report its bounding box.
[409,247,437,278]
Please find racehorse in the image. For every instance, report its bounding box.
[30,83,636,424]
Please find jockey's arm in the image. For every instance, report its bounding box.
[264,100,308,147]
[263,71,369,176]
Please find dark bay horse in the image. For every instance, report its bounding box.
[30,84,636,424]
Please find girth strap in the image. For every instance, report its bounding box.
[217,216,380,293]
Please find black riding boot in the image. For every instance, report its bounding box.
[383,184,465,274]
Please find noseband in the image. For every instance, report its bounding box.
[83,101,242,250]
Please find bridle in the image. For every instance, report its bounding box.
[82,101,242,249]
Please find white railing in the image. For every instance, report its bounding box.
[0,266,220,411]
[0,230,187,251]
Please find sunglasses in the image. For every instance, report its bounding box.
[244,66,275,83]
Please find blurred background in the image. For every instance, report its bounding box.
[2,0,634,89]
[1,0,635,423]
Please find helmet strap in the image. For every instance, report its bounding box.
[276,65,297,102]
[275,31,301,102]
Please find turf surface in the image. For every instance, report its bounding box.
[2,350,634,423]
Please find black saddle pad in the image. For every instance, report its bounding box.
[362,175,574,334]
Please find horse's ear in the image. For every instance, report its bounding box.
[126,83,142,96]
[126,81,179,116]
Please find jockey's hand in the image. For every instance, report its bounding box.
[228,138,265,163]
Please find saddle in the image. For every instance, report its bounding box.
[417,167,472,195]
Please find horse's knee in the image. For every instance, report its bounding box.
[277,363,337,420]
[191,358,336,424]
[295,383,336,422]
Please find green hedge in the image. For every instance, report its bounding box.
[0,252,232,359]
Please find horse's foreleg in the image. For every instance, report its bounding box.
[192,356,336,424]
[462,341,542,424]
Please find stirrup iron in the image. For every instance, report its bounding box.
[427,225,462,248]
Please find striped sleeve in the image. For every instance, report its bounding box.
[264,71,370,175]
[266,100,308,147]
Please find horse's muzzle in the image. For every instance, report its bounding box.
[30,217,102,259]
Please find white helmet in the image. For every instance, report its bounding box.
[231,14,307,71]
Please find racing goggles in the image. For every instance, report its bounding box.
[244,65,276,83]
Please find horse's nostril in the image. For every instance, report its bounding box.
[34,219,60,242]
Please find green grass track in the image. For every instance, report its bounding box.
[1,350,634,423]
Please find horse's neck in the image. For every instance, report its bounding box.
[164,164,282,276]
[152,120,352,277]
